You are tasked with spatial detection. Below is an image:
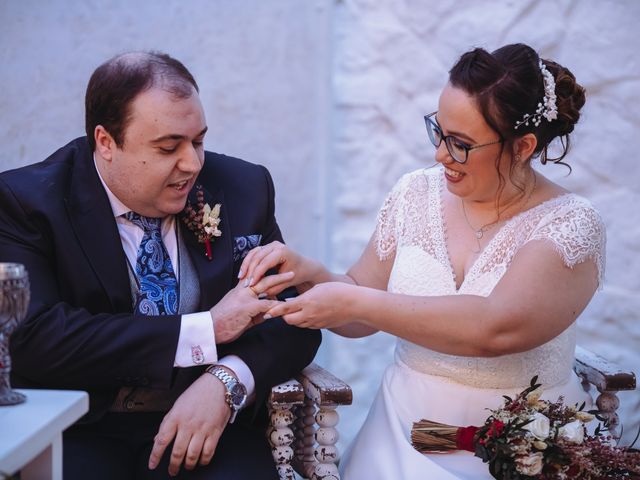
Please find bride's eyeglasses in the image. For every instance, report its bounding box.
[424,112,502,164]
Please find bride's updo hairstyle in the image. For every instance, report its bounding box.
[448,43,586,169]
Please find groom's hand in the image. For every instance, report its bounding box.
[210,276,291,343]
[148,373,230,476]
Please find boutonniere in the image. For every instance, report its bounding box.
[182,186,222,260]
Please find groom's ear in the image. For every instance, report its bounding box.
[94,125,116,161]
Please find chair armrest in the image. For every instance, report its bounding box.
[573,345,636,439]
[267,363,352,480]
[268,378,306,407]
[295,362,353,407]
[574,345,636,392]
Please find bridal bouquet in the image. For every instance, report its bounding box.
[411,377,640,479]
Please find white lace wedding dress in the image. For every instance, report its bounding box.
[340,167,605,480]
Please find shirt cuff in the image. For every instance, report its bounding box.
[218,355,256,404]
[174,312,218,367]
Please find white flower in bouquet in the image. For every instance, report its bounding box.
[515,452,544,476]
[558,420,584,443]
[523,412,550,440]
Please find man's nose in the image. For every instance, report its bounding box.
[179,145,203,172]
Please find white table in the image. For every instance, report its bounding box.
[0,389,88,480]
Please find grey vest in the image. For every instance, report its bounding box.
[110,224,204,412]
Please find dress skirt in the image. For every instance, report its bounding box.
[340,357,591,480]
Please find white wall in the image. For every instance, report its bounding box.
[1,0,638,459]
[0,0,332,260]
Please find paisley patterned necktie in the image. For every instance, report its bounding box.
[125,212,179,315]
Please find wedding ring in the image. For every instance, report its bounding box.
[248,285,259,296]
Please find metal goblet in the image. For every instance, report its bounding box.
[0,263,30,406]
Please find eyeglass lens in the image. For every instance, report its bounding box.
[426,117,467,163]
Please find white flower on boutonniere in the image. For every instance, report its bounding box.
[202,203,222,238]
[181,186,222,261]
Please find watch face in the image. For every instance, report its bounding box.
[229,383,247,407]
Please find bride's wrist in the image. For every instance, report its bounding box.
[348,285,378,328]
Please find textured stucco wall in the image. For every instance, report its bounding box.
[1,0,639,465]
[327,0,640,450]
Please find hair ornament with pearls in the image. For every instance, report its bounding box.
[514,60,558,130]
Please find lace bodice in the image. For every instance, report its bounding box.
[374,167,606,389]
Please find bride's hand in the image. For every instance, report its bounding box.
[265,282,359,330]
[239,241,317,297]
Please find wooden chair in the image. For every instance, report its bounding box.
[269,349,636,480]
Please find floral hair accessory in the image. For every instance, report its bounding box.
[514,60,558,130]
[181,185,221,261]
[411,376,640,479]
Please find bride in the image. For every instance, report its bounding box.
[241,43,604,479]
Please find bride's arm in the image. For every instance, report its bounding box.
[243,236,396,337]
[268,239,599,356]
[319,235,396,337]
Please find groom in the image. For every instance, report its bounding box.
[0,51,320,479]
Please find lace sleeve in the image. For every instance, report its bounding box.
[373,173,412,261]
[528,198,606,288]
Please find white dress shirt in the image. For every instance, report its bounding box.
[94,160,255,399]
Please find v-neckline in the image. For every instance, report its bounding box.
[430,168,571,292]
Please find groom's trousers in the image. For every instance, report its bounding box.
[63,412,279,479]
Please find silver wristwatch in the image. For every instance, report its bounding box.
[205,365,247,424]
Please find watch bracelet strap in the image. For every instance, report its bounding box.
[205,364,237,388]
[205,365,244,423]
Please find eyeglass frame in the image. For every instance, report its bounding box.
[423,111,503,164]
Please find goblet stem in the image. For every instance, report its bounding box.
[0,263,30,406]
[0,336,26,405]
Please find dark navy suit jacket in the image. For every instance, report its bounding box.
[0,136,320,422]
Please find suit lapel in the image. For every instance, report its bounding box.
[180,185,234,309]
[64,147,235,314]
[65,148,131,313]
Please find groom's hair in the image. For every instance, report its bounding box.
[85,51,199,150]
